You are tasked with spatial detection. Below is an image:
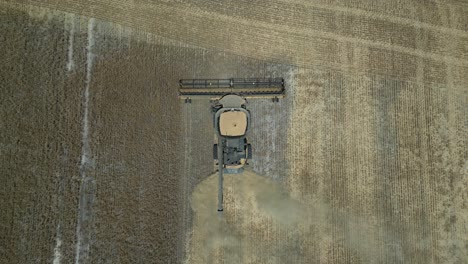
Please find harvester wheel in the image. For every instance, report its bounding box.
[213,144,218,159]
[247,144,252,159]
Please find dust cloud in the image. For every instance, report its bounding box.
[187,170,403,263]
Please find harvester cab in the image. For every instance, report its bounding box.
[179,78,285,211]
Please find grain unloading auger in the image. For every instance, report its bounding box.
[179,78,285,212]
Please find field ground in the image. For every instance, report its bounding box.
[0,1,467,263]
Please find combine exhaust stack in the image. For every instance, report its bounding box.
[179,78,285,102]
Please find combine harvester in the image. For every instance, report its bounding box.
[179,78,285,212]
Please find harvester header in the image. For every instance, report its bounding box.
[179,78,285,101]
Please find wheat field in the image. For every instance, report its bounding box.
[0,1,467,263]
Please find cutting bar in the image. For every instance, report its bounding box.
[179,78,285,99]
